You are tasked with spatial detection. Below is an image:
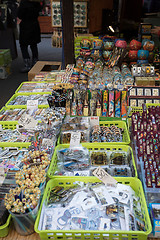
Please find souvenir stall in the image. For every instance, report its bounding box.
[0,1,160,239]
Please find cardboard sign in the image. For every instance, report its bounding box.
[90,116,99,127]
[70,132,81,147]
[27,100,38,109]
[18,113,38,129]
[93,166,117,185]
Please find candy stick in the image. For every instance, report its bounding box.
[102,90,108,117]
[115,91,121,118]
[108,91,115,117]
[121,90,127,118]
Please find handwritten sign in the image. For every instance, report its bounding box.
[42,138,53,147]
[27,100,38,109]
[93,166,117,185]
[18,113,38,129]
[0,167,5,185]
[70,132,81,147]
[90,116,99,127]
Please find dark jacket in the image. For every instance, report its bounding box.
[17,0,42,45]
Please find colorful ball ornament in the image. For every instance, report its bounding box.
[129,39,141,50]
[137,50,149,60]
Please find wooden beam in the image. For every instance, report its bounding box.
[61,0,75,68]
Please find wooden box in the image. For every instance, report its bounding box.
[28,61,62,81]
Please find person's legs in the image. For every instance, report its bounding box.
[20,43,31,73]
[30,43,39,66]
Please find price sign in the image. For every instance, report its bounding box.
[42,138,53,147]
[0,167,5,185]
[18,113,38,129]
[90,116,99,127]
[70,132,81,147]
[27,100,38,109]
[93,166,117,185]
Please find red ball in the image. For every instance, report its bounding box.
[130,39,141,50]
[128,50,138,61]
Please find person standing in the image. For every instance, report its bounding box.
[17,0,42,73]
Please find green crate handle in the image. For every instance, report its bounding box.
[34,177,152,240]
[47,143,137,178]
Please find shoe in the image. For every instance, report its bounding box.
[20,59,31,73]
[32,58,38,67]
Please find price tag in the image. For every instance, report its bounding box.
[42,138,53,147]
[93,166,117,185]
[18,113,38,129]
[90,116,99,127]
[0,167,5,185]
[70,132,81,147]
[27,100,38,109]
[74,170,90,176]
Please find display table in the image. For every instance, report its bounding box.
[2,225,40,240]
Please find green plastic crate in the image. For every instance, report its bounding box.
[15,81,55,93]
[146,103,160,108]
[0,106,51,126]
[58,120,129,145]
[5,92,50,110]
[99,121,130,144]
[0,121,32,147]
[0,214,11,238]
[34,177,152,240]
[47,143,137,178]
[127,104,160,129]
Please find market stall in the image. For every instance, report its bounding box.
[0,22,160,240]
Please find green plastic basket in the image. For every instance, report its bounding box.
[146,103,160,108]
[0,121,31,147]
[5,92,50,110]
[0,106,51,126]
[47,143,137,178]
[34,177,152,240]
[127,104,160,129]
[59,120,130,145]
[99,121,130,144]
[0,214,11,238]
[127,103,160,118]
[15,81,54,93]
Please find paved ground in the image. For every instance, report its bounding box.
[0,35,62,109]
